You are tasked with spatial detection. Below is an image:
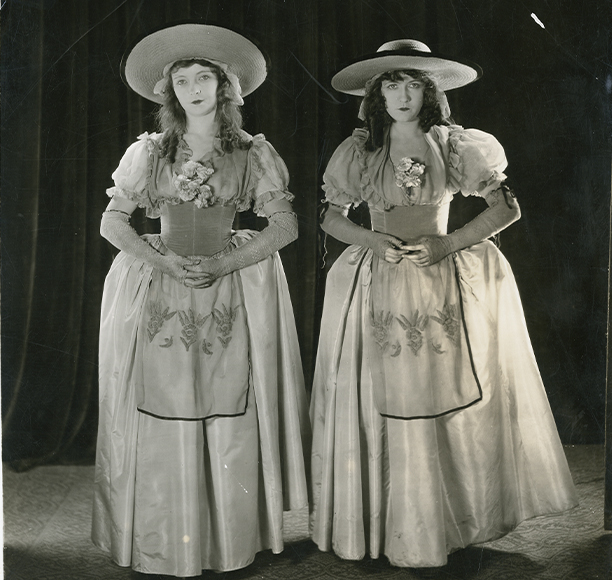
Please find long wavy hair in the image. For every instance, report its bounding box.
[360,69,450,151]
[156,59,250,162]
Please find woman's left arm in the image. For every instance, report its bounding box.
[183,198,297,288]
[404,185,520,267]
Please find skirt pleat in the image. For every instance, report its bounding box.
[310,241,577,568]
[93,232,310,577]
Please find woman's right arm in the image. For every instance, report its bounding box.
[321,131,407,263]
[101,196,200,283]
[321,203,406,263]
[102,134,203,283]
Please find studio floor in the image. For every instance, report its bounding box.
[3,445,610,579]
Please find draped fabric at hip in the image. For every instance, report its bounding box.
[309,241,577,568]
[92,231,310,577]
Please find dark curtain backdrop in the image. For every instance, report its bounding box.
[2,0,610,470]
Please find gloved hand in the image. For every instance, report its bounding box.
[403,185,520,267]
[183,210,298,289]
[321,204,407,263]
[100,209,200,282]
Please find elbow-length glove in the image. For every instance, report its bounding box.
[183,210,298,288]
[322,205,406,262]
[405,185,521,267]
[100,210,197,281]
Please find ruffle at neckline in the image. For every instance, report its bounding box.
[351,129,395,211]
[351,127,452,210]
[132,132,270,216]
[177,134,225,164]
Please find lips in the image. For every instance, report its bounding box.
[192,99,204,104]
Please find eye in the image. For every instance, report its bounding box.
[384,83,398,90]
[174,79,186,86]
[409,82,422,89]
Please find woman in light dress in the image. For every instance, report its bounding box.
[92,23,309,577]
[310,39,577,568]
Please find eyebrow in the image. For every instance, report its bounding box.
[172,68,215,79]
[383,78,421,84]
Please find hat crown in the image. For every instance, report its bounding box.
[377,39,431,53]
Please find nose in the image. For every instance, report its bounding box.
[400,85,411,101]
[190,82,201,95]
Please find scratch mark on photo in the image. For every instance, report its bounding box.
[289,51,343,104]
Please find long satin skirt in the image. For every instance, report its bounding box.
[310,241,577,568]
[92,231,310,577]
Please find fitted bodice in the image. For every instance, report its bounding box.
[107,132,294,224]
[160,202,236,256]
[369,203,450,242]
[322,126,508,214]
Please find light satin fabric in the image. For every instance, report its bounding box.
[93,232,310,576]
[310,242,577,567]
[93,130,309,576]
[310,124,577,567]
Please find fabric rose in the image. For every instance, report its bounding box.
[173,160,215,208]
[394,157,426,190]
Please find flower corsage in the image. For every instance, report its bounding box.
[172,160,215,208]
[394,157,426,190]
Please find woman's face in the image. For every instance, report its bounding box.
[381,74,424,123]
[171,64,219,117]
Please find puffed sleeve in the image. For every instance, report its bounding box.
[447,125,508,197]
[106,132,158,210]
[322,130,366,208]
[247,134,295,217]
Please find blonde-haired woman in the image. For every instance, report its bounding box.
[92,23,309,577]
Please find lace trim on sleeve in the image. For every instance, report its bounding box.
[447,126,507,197]
[252,189,295,215]
[322,183,360,208]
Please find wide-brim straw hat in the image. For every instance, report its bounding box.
[121,23,267,103]
[331,40,481,95]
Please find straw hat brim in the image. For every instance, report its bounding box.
[121,23,267,103]
[331,49,482,95]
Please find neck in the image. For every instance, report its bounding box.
[185,110,218,138]
[389,120,425,141]
[387,120,429,164]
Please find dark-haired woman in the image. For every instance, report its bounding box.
[310,40,577,568]
[92,24,309,577]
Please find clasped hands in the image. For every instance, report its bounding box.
[377,234,450,268]
[163,254,223,289]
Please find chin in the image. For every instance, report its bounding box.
[393,116,419,124]
[190,105,216,116]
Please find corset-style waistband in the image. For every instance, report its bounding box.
[369,204,450,241]
[160,202,236,256]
